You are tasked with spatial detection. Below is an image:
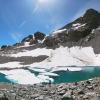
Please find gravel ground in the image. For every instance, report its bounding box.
[0,55,48,65]
[0,77,100,100]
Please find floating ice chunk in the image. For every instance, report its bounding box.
[0,69,54,84]
[37,75,54,83]
[40,72,59,76]
[29,67,47,73]
[51,67,82,72]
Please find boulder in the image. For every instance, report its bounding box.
[1,45,8,50]
[34,32,45,41]
[62,91,73,100]
[0,93,9,100]
[29,39,38,45]
[43,36,58,47]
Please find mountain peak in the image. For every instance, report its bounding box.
[85,8,99,15]
[84,8,99,18]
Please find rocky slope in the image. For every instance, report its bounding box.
[0,77,100,100]
[52,9,100,53]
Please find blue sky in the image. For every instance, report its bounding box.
[0,0,100,46]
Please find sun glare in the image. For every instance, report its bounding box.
[38,0,54,6]
[38,0,47,4]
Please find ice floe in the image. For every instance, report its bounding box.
[0,69,54,84]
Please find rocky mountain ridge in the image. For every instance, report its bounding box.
[0,8,100,68]
[1,9,100,53]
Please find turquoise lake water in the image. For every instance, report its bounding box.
[52,67,100,84]
[0,73,12,83]
[0,67,100,84]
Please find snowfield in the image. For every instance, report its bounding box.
[0,46,100,84]
[25,46,99,74]
[2,46,100,67]
[10,48,52,57]
[0,62,23,68]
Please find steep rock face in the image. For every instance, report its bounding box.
[21,32,46,45]
[52,9,100,44]
[81,27,100,54]
[83,9,100,28]
[63,9,100,29]
[41,9,100,55]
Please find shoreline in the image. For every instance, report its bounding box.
[0,77,100,100]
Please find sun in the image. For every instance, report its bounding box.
[38,0,47,4]
[38,0,54,6]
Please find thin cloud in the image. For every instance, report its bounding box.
[32,5,39,14]
[19,21,27,28]
[10,32,23,42]
[72,0,100,21]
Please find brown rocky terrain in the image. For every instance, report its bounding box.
[0,77,99,100]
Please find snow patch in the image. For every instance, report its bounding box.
[0,62,23,68]
[24,42,30,46]
[70,47,95,65]
[52,29,67,36]
[72,23,86,30]
[10,48,52,57]
[72,23,81,27]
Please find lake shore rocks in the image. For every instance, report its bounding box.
[0,77,100,100]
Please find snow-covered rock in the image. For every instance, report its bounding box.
[52,29,67,36]
[72,23,86,30]
[24,42,30,46]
